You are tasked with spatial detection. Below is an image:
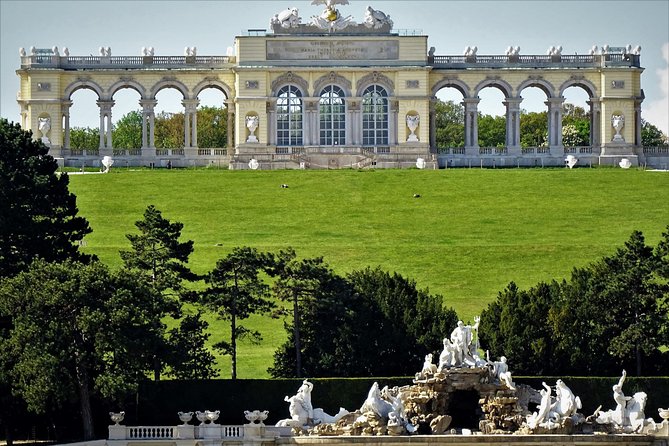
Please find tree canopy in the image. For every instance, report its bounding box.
[0,118,91,278]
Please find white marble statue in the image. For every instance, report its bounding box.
[52,46,59,56]
[19,47,26,57]
[406,114,420,142]
[505,46,521,56]
[360,382,394,419]
[246,115,259,143]
[270,7,301,29]
[38,117,51,145]
[595,370,655,432]
[63,47,69,57]
[611,114,625,142]
[276,380,314,427]
[463,46,478,57]
[565,155,578,169]
[363,6,393,29]
[310,0,354,31]
[527,382,553,429]
[437,337,456,371]
[142,47,155,57]
[547,45,563,56]
[486,352,515,390]
[99,46,111,57]
[449,317,480,367]
[184,46,197,56]
[101,156,114,173]
[550,379,582,423]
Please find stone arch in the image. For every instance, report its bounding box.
[473,77,513,98]
[431,77,471,98]
[192,78,232,99]
[108,79,147,99]
[516,78,556,98]
[63,79,104,100]
[271,72,309,96]
[356,71,394,96]
[149,78,190,99]
[313,71,352,97]
[558,77,597,98]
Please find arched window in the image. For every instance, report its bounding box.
[319,85,346,146]
[276,85,303,146]
[362,85,388,146]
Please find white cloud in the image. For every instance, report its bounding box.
[643,42,669,137]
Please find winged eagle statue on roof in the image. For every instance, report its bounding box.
[311,0,354,31]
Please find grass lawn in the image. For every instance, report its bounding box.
[68,167,669,378]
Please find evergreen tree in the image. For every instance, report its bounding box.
[167,312,218,379]
[0,118,91,278]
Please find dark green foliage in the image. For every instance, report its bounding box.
[482,229,669,377]
[167,312,218,380]
[197,106,228,148]
[480,281,560,375]
[270,265,458,378]
[477,114,506,147]
[641,119,668,146]
[435,100,464,148]
[0,118,91,278]
[69,126,99,150]
[120,204,195,296]
[520,111,548,148]
[112,110,143,149]
[0,259,167,440]
[200,247,276,379]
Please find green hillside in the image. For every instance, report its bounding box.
[67,167,669,378]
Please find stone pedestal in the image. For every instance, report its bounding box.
[176,424,195,439]
[600,143,639,166]
[108,425,125,440]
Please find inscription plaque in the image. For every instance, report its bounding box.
[267,40,399,61]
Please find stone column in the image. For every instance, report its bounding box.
[348,97,360,146]
[304,98,319,146]
[634,100,642,147]
[429,98,437,150]
[390,99,399,146]
[266,100,275,147]
[140,99,157,157]
[463,98,480,154]
[228,102,236,150]
[587,99,601,148]
[97,100,114,154]
[62,100,72,150]
[182,99,199,156]
[503,97,522,152]
[545,97,565,150]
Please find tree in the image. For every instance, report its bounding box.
[477,114,506,147]
[0,259,166,440]
[434,100,464,148]
[197,106,228,148]
[120,205,195,295]
[641,119,668,146]
[200,247,276,379]
[479,281,561,375]
[0,118,91,278]
[167,312,218,379]
[270,266,459,377]
[69,126,99,150]
[550,230,668,375]
[154,111,184,149]
[112,110,143,149]
[520,111,547,148]
[120,205,197,379]
[269,248,337,377]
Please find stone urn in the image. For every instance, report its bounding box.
[205,409,220,424]
[178,411,194,425]
[245,409,269,424]
[196,411,208,425]
[659,408,669,421]
[406,114,420,142]
[246,115,259,143]
[611,114,625,142]
[109,411,125,425]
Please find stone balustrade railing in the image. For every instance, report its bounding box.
[109,423,288,442]
[430,53,640,69]
[20,55,234,69]
[20,53,640,70]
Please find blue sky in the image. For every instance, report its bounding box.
[1,0,667,134]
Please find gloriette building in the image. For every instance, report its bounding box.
[17,1,663,169]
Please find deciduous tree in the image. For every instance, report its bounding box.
[112,110,143,149]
